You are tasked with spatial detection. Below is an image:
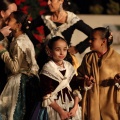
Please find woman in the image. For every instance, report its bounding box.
[0,0,17,40]
[0,11,40,120]
[28,0,92,70]
[0,0,17,94]
[77,27,120,120]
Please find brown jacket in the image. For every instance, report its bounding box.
[77,47,120,120]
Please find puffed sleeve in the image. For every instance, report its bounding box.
[40,74,59,107]
[70,75,82,101]
[0,44,24,74]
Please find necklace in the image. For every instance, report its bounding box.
[51,10,67,23]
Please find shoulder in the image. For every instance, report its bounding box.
[67,11,80,24]
[16,34,34,50]
[109,47,120,58]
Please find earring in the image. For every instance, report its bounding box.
[15,28,19,32]
[59,4,63,12]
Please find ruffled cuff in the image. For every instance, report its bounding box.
[84,84,92,91]
[42,94,57,107]
[73,90,82,101]
[115,83,120,89]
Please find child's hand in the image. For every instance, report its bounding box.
[59,109,70,120]
[84,75,95,87]
[69,106,78,117]
[114,73,120,84]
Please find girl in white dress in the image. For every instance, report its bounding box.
[39,36,82,120]
[0,11,40,120]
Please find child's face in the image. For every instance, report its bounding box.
[89,31,104,52]
[50,39,68,62]
[6,14,18,32]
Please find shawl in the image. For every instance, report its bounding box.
[77,47,120,120]
[41,11,80,42]
[40,60,76,107]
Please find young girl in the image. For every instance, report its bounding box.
[0,11,40,120]
[38,36,82,120]
[77,27,120,120]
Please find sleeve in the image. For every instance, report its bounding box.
[74,20,93,53]
[0,44,24,74]
[70,75,82,101]
[40,74,58,107]
[0,32,4,41]
[77,55,90,88]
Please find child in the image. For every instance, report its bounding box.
[0,11,40,120]
[77,27,120,120]
[38,36,82,120]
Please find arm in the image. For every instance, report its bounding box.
[69,96,80,117]
[40,74,70,119]
[75,20,93,53]
[0,44,24,74]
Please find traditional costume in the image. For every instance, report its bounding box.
[77,47,120,120]
[0,33,39,120]
[36,60,82,120]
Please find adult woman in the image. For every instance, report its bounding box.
[0,11,39,120]
[28,0,92,70]
[0,0,17,40]
[0,0,17,94]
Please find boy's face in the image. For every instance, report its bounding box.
[89,31,104,52]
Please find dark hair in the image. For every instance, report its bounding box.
[11,11,29,32]
[0,0,15,11]
[48,36,67,49]
[91,26,113,46]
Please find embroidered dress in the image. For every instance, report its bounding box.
[38,60,82,120]
[0,33,39,120]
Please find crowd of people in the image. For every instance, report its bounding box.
[0,0,120,120]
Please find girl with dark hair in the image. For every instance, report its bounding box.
[77,27,120,120]
[0,11,40,120]
[31,36,82,120]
